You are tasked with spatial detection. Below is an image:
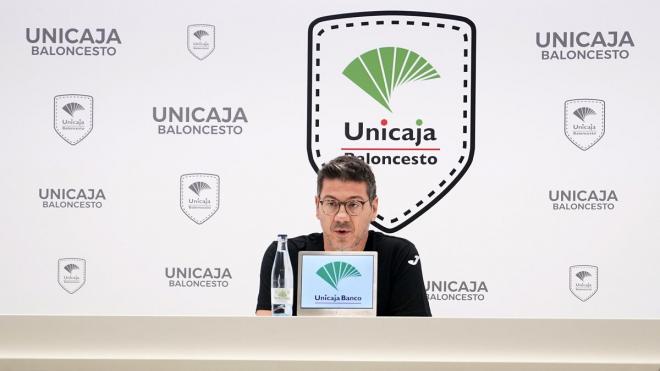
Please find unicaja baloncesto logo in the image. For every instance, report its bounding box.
[308,11,476,233]
[40,187,106,209]
[152,106,247,136]
[54,95,93,145]
[180,173,220,224]
[565,99,605,150]
[536,31,634,61]
[187,24,215,60]
[316,261,361,290]
[342,47,439,162]
[165,267,232,288]
[58,258,86,294]
[27,28,121,56]
[426,280,488,302]
[569,265,598,302]
[549,189,618,211]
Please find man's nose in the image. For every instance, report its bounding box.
[334,204,351,220]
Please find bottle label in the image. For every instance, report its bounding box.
[271,288,293,305]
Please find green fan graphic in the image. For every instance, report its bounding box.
[316,261,362,290]
[343,47,440,112]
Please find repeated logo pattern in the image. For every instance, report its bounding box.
[6,10,636,314]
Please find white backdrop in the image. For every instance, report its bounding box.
[1,0,658,318]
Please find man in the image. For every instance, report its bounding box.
[256,155,431,316]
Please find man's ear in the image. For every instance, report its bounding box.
[370,196,379,221]
[315,195,320,220]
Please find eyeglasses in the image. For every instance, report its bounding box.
[319,198,368,216]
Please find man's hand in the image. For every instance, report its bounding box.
[255,310,272,316]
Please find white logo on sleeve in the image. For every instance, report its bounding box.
[408,255,420,265]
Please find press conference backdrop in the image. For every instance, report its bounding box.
[1,0,658,318]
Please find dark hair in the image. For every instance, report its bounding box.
[317,155,377,201]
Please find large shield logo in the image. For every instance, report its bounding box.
[564,99,605,151]
[54,94,93,145]
[187,24,215,60]
[569,265,598,302]
[58,258,86,294]
[308,11,476,232]
[180,173,220,224]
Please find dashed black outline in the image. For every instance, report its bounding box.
[307,11,476,233]
[564,99,605,151]
[180,173,220,225]
[54,94,93,146]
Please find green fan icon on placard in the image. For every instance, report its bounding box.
[316,261,361,290]
[343,47,440,112]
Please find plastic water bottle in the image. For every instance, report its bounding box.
[271,234,293,316]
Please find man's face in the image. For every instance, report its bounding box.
[315,179,378,251]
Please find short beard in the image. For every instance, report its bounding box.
[327,235,364,252]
